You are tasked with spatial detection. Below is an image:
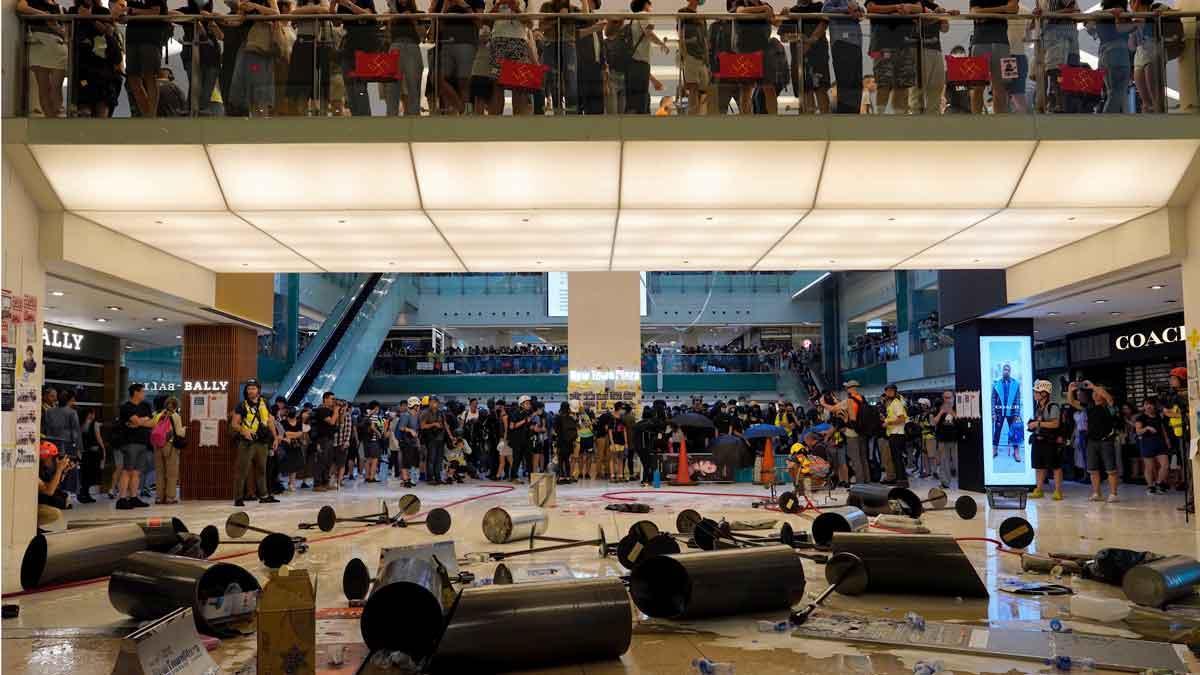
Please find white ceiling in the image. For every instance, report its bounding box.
[29,139,1199,274]
[43,276,213,350]
[990,267,1183,342]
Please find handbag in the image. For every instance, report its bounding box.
[715,50,763,81]
[351,49,401,81]
[245,21,281,57]
[498,59,550,91]
[1060,66,1105,96]
[945,55,990,85]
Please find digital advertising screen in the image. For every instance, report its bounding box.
[979,334,1036,488]
[547,272,647,317]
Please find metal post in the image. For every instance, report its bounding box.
[64,20,75,117]
[190,16,201,117]
[915,15,924,114]
[431,14,440,115]
[1034,14,1047,113]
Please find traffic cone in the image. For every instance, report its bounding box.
[672,436,694,485]
[760,437,776,486]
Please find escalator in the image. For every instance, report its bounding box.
[278,273,409,407]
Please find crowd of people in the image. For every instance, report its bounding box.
[845,325,899,368]
[18,0,1187,118]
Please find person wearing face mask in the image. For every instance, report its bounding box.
[1027,380,1063,500]
[230,379,279,506]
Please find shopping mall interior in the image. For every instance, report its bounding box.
[3,5,1200,671]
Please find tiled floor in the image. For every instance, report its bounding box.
[4,475,1199,674]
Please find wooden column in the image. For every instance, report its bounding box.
[180,324,257,500]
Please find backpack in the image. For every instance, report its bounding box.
[850,396,884,438]
[150,413,173,449]
[605,22,644,74]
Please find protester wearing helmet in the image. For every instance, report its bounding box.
[1028,379,1064,500]
[231,378,278,507]
[1163,366,1189,467]
[37,440,74,524]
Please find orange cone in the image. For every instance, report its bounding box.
[673,436,694,485]
[760,437,776,485]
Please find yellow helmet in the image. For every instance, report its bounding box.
[421,395,430,406]
[790,442,805,455]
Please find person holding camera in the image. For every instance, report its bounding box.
[230,378,279,506]
[311,391,340,491]
[38,440,74,526]
[1068,380,1119,503]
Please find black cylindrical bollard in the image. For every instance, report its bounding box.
[108,551,260,636]
[828,533,989,598]
[360,556,446,659]
[22,518,189,589]
[432,578,631,673]
[629,545,806,620]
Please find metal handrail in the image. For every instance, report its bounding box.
[18,10,1200,22]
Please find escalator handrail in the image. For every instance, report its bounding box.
[282,273,383,405]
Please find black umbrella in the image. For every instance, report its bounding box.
[709,435,750,479]
[669,412,715,430]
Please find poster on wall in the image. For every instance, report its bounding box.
[1,346,14,411]
[567,367,642,414]
[21,295,37,343]
[2,289,12,348]
[979,335,1036,488]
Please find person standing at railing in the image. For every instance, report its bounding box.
[431,0,484,114]
[910,0,952,114]
[487,0,538,115]
[539,0,581,113]
[1129,0,1163,113]
[125,0,171,116]
[574,0,605,113]
[288,0,333,114]
[626,0,669,113]
[780,0,831,114]
[70,0,125,118]
[19,0,68,117]
[1092,0,1137,113]
[865,0,919,114]
[732,0,778,114]
[334,0,378,116]
[677,0,711,114]
[230,0,283,116]
[822,0,863,113]
[382,0,425,115]
[179,0,225,115]
[966,0,1016,113]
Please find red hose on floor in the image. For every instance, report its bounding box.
[1,484,516,599]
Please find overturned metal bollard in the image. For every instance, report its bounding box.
[481,506,549,544]
[21,518,194,589]
[811,506,870,547]
[108,551,260,637]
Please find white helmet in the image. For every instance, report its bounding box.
[569,399,581,413]
[407,396,420,407]
[518,395,532,404]
[1033,380,1053,394]
[917,398,931,407]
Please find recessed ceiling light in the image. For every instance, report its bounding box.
[1149,284,1165,290]
[124,345,133,350]
[338,219,346,224]
[972,258,981,263]
[45,306,56,310]
[1110,312,1121,316]
[241,263,249,267]
[139,327,151,332]
[175,335,183,340]
[829,259,836,264]
[1034,330,1040,334]
[521,218,530,223]
[96,317,108,323]
[107,305,122,311]
[705,216,713,221]
[153,317,167,322]
[154,220,164,225]
[1066,321,1078,326]
[1067,216,1076,221]
[1047,312,1059,316]
[50,290,65,297]
[1093,299,1108,304]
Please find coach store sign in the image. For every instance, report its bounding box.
[1114,325,1186,351]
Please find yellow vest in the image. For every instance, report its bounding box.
[240,399,270,434]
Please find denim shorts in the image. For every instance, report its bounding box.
[117,443,149,471]
[437,42,475,81]
[1086,438,1117,472]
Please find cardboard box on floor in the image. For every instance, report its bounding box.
[257,568,317,675]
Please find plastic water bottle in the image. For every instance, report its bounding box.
[691,658,735,674]
[652,468,662,488]
[756,620,789,633]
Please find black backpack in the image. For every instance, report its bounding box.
[605,23,643,74]
[851,397,884,438]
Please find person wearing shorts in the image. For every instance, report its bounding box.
[124,0,167,116]
[968,0,1014,113]
[577,405,595,479]
[678,0,711,114]
[489,0,536,114]
[1135,399,1171,495]
[432,0,483,114]
[593,408,613,480]
[21,0,68,118]
[781,0,831,114]
[1069,382,1119,503]
[866,0,917,114]
[115,384,154,509]
[1028,380,1063,499]
[1036,0,1080,112]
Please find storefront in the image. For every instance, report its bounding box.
[1037,313,1186,406]
[41,323,122,421]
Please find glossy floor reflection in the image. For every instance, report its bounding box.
[4,475,1200,674]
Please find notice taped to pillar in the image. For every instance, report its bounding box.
[110,607,219,675]
[257,568,317,675]
[529,473,557,508]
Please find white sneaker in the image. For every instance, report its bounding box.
[1106,494,1120,503]
[1088,493,1104,502]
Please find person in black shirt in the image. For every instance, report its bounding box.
[967,0,1016,113]
[179,0,224,115]
[508,396,534,482]
[125,0,169,116]
[733,0,777,115]
[780,0,830,114]
[865,0,919,114]
[1135,399,1171,495]
[1068,381,1119,503]
[431,0,483,115]
[311,391,340,491]
[115,384,154,509]
[69,0,122,118]
[593,405,614,479]
[335,0,378,116]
